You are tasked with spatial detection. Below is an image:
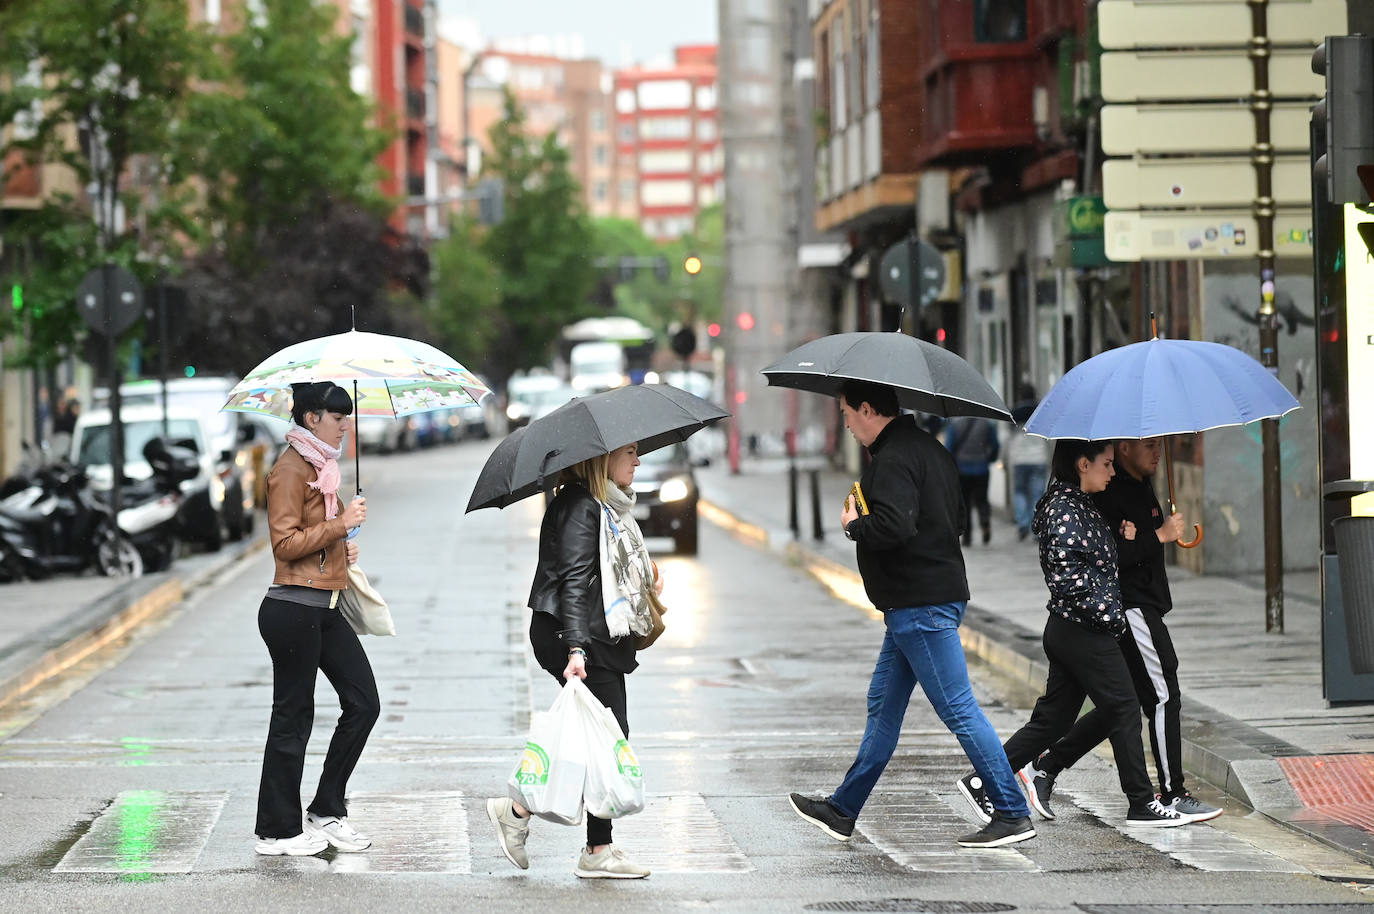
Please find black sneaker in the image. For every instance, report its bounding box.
[789,793,855,841]
[1016,761,1056,820]
[956,813,1036,848]
[1126,798,1188,828]
[956,773,994,825]
[1167,792,1223,823]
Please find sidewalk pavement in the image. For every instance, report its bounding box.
[696,455,1374,867]
[3,457,1373,867]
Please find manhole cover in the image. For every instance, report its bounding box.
[806,902,1015,913]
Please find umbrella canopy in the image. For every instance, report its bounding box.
[1024,338,1300,440]
[467,384,729,512]
[760,331,1012,421]
[222,330,490,420]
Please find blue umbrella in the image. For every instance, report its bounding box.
[1024,336,1299,549]
[1024,338,1299,440]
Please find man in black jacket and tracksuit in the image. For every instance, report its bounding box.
[788,380,1035,849]
[1013,438,1222,824]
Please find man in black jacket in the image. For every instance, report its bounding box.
[1013,438,1222,824]
[789,380,1035,849]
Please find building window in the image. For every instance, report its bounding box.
[697,119,717,142]
[637,79,692,110]
[594,145,608,166]
[640,150,692,173]
[641,179,694,206]
[616,88,637,113]
[695,84,716,111]
[698,183,717,207]
[975,0,1027,42]
[204,0,221,23]
[639,117,693,140]
[618,123,635,144]
[591,109,607,132]
[594,181,608,202]
[620,179,636,202]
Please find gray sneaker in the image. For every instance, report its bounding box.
[575,844,650,879]
[486,797,530,869]
[1169,793,1223,823]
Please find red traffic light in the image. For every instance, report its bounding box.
[707,322,721,337]
[737,312,755,331]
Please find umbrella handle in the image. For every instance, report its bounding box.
[1178,523,1203,549]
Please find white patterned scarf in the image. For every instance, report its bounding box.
[599,484,656,638]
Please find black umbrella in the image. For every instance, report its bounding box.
[760,331,1012,421]
[466,383,729,512]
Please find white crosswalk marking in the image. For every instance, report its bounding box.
[604,793,753,873]
[54,790,227,874]
[859,791,1039,873]
[328,791,471,874]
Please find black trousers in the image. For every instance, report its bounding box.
[530,612,628,849]
[1042,606,1186,798]
[1001,613,1155,808]
[256,597,381,839]
[959,472,991,542]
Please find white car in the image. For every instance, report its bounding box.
[71,404,227,550]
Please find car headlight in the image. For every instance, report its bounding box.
[658,476,691,503]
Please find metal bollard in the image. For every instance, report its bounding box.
[810,468,824,541]
[788,462,800,539]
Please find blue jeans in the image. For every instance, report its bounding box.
[1012,463,1048,533]
[829,601,1030,820]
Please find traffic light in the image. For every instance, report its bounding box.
[653,256,670,283]
[683,254,703,276]
[10,285,19,313]
[670,325,696,357]
[1312,36,1374,205]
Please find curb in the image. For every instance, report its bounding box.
[700,496,1374,868]
[0,537,265,713]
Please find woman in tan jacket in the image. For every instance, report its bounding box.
[254,381,376,857]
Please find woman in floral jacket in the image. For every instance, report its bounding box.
[993,439,1188,827]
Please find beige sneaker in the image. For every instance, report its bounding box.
[486,797,530,870]
[574,844,650,879]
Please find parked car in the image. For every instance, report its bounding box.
[505,375,576,430]
[356,417,410,453]
[630,442,701,556]
[71,404,227,550]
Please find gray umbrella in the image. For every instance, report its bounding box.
[761,331,1012,421]
[466,383,729,512]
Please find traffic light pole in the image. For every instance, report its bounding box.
[1250,0,1285,633]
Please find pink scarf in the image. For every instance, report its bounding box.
[285,425,343,520]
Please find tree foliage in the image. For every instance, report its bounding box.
[432,92,598,389]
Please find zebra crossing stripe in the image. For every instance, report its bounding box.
[54,790,227,874]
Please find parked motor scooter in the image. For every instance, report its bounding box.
[113,438,199,573]
[0,461,143,582]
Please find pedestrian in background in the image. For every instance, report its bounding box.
[486,442,661,879]
[789,380,1035,849]
[255,381,377,857]
[959,439,1189,828]
[1007,383,1051,542]
[945,415,999,545]
[1013,438,1221,824]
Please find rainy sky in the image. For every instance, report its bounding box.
[436,0,718,67]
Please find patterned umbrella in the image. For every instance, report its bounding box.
[222,330,490,420]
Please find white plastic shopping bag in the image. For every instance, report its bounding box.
[573,680,646,819]
[507,681,587,825]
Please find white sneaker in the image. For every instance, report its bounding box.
[574,844,650,879]
[255,832,329,856]
[304,813,372,851]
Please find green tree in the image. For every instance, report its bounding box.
[0,0,209,364]
[429,217,501,370]
[440,91,598,388]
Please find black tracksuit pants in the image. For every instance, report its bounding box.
[256,597,381,839]
[1041,605,1186,799]
[530,611,629,849]
[1001,613,1156,809]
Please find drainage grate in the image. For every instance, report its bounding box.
[805,902,1015,913]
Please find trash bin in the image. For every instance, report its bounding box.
[1326,479,1374,676]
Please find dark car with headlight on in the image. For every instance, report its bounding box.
[630,443,700,555]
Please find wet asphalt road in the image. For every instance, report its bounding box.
[0,440,1370,913]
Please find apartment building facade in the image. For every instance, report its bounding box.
[614,45,721,241]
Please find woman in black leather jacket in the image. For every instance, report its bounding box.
[485,442,656,879]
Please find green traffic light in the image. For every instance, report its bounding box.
[184,366,196,378]
[10,285,20,312]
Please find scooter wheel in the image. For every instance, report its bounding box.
[97,532,144,578]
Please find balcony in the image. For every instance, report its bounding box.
[407,175,425,199]
[406,88,425,122]
[404,5,424,38]
[914,0,1072,166]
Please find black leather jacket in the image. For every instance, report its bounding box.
[527,483,637,673]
